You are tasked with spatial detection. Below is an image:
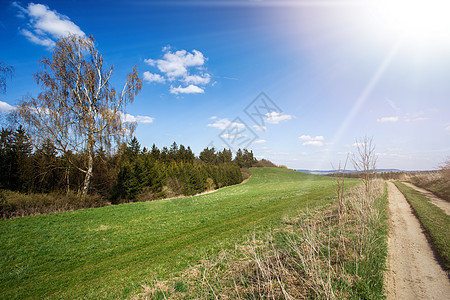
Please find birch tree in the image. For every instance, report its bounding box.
[15,35,142,198]
[0,61,14,94]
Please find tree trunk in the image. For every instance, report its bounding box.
[65,166,70,194]
[81,139,94,199]
[82,154,93,199]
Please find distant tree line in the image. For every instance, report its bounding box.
[0,127,257,204]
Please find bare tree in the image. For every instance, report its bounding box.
[352,136,377,194]
[332,153,349,225]
[14,35,142,198]
[0,62,14,94]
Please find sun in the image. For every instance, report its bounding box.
[369,0,450,46]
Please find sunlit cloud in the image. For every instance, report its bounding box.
[0,101,15,113]
[253,125,267,132]
[299,135,325,147]
[303,141,324,147]
[170,84,204,95]
[298,135,324,141]
[254,139,266,144]
[265,112,293,124]
[377,116,398,122]
[120,112,154,124]
[208,118,245,130]
[143,72,165,83]
[13,2,85,48]
[144,47,212,95]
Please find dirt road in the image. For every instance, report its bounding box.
[385,182,450,299]
[401,181,450,215]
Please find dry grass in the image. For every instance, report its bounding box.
[134,180,388,299]
[409,160,450,202]
[0,190,108,219]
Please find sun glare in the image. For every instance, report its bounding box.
[370,0,450,46]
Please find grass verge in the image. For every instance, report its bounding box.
[136,180,389,299]
[394,181,450,270]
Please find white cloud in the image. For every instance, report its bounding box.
[14,2,85,48]
[208,118,245,130]
[20,28,55,47]
[135,116,154,124]
[265,112,293,124]
[146,49,205,79]
[377,116,398,123]
[209,116,217,120]
[120,112,154,124]
[298,135,324,142]
[298,135,325,147]
[445,124,450,131]
[144,58,156,66]
[404,110,430,122]
[143,71,165,83]
[302,141,324,147]
[144,48,212,95]
[405,117,428,122]
[337,151,353,155]
[386,147,402,152]
[170,84,204,95]
[387,98,400,111]
[254,139,266,144]
[220,133,238,139]
[0,101,15,113]
[183,74,210,85]
[376,152,407,158]
[253,125,267,132]
[352,142,366,147]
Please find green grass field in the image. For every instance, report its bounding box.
[0,168,350,299]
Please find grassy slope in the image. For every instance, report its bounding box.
[0,168,351,299]
[409,175,450,202]
[394,182,450,270]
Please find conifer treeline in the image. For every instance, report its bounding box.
[0,128,257,203]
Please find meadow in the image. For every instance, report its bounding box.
[0,168,348,299]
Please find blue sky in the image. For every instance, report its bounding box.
[1,0,449,170]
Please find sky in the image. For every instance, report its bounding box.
[1,0,449,170]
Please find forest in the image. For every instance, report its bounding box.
[0,125,257,218]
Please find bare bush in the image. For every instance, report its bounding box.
[352,136,377,194]
[0,190,108,219]
[409,160,450,202]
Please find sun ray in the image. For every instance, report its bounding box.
[314,39,403,169]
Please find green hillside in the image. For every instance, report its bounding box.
[0,168,347,299]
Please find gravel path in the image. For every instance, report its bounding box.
[385,182,450,299]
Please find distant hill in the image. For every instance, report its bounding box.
[296,169,405,175]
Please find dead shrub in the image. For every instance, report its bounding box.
[240,168,252,181]
[410,162,450,202]
[162,177,184,198]
[205,177,215,191]
[136,187,157,202]
[0,190,108,219]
